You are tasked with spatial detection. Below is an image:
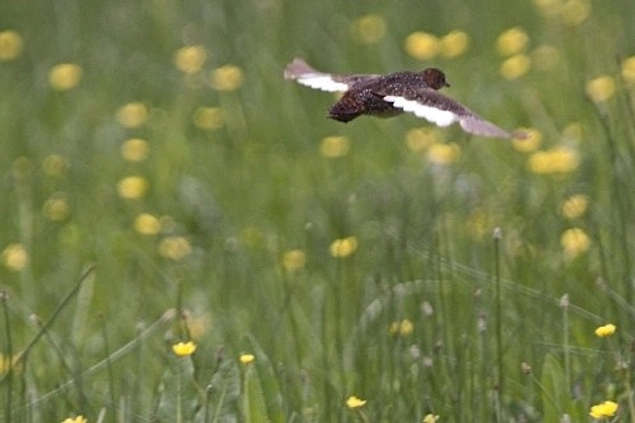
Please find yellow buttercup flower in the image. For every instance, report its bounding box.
[49,63,83,91]
[240,354,255,364]
[193,107,225,130]
[346,396,366,409]
[512,128,541,152]
[589,400,618,419]
[282,249,306,272]
[134,213,161,235]
[594,324,616,338]
[560,0,591,27]
[406,127,442,153]
[329,236,358,258]
[42,154,68,177]
[0,30,24,61]
[2,244,28,271]
[586,75,615,103]
[496,27,529,57]
[500,54,531,80]
[61,416,87,423]
[621,56,635,85]
[121,138,150,162]
[427,142,460,165]
[389,319,414,336]
[116,102,149,128]
[158,236,192,260]
[210,65,243,91]
[117,176,149,199]
[423,414,440,423]
[561,195,589,219]
[560,227,590,259]
[172,341,197,357]
[351,14,386,45]
[320,136,350,158]
[43,193,70,221]
[440,30,469,59]
[174,45,207,74]
[528,147,579,174]
[405,32,440,61]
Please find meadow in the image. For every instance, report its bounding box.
[1,0,635,421]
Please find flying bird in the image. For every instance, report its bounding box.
[284,58,522,139]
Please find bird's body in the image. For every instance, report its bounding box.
[284,58,521,139]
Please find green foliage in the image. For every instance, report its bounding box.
[1,0,635,421]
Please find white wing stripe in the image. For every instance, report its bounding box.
[297,75,349,92]
[384,95,458,127]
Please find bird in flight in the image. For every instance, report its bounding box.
[284,58,523,139]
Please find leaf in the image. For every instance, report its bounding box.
[540,353,569,422]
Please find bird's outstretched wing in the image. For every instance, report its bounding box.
[382,88,515,139]
[284,58,377,92]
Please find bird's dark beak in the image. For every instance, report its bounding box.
[445,82,451,87]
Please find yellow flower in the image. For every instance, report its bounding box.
[512,128,542,152]
[134,213,161,235]
[282,249,306,272]
[621,56,635,85]
[43,193,70,221]
[351,14,387,45]
[116,102,149,128]
[2,244,28,271]
[500,54,531,80]
[174,45,207,74]
[405,32,440,61]
[0,354,21,375]
[117,176,149,199]
[42,154,68,177]
[560,227,591,259]
[193,107,225,130]
[560,0,591,26]
[240,354,255,364]
[561,195,589,219]
[329,236,358,258]
[121,138,150,162]
[210,65,243,91]
[49,63,83,91]
[389,319,414,336]
[586,76,615,103]
[496,27,529,57]
[401,319,414,335]
[423,414,440,423]
[61,416,87,423]
[406,127,442,153]
[172,341,197,357]
[320,136,350,158]
[528,147,579,174]
[426,142,460,165]
[346,396,366,409]
[595,324,617,338]
[158,236,192,260]
[0,30,24,61]
[440,30,469,59]
[531,45,561,71]
[589,400,618,419]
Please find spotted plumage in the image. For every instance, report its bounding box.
[284,58,523,139]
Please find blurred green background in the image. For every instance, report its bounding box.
[1,0,635,421]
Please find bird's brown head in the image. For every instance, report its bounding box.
[422,68,450,90]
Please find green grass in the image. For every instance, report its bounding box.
[1,0,635,421]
